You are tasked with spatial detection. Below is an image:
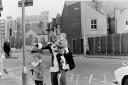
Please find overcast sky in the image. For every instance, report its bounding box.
[2,0,65,20]
[1,0,127,20]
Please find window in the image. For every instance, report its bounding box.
[126,21,128,25]
[91,19,97,30]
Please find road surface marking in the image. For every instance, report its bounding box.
[93,78,97,81]
[100,74,107,85]
[88,74,93,84]
[69,73,74,82]
[9,73,22,80]
[75,74,80,83]
[9,72,34,85]
[7,67,22,72]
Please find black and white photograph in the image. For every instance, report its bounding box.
[0,0,128,85]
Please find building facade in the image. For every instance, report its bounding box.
[110,8,128,34]
[0,19,6,46]
[6,17,17,38]
[60,1,107,54]
[0,19,6,39]
[16,11,49,43]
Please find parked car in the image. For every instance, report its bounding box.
[114,60,128,85]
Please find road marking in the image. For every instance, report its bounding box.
[75,74,80,83]
[93,78,97,81]
[88,74,93,84]
[7,67,22,72]
[9,72,34,85]
[9,73,22,80]
[100,74,107,85]
[69,73,74,82]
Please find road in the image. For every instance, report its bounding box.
[0,52,125,85]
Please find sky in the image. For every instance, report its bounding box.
[2,0,66,20]
[1,0,127,21]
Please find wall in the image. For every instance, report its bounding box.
[116,9,128,33]
[81,1,107,38]
[60,2,81,52]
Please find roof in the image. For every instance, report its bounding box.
[29,24,43,35]
[65,1,105,15]
[64,1,128,17]
[65,1,79,6]
[101,1,128,17]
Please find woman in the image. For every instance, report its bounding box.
[31,35,60,85]
[56,33,75,85]
[55,33,69,85]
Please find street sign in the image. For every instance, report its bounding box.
[18,0,33,7]
[0,0,3,11]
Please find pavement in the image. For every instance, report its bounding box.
[0,52,127,85]
[77,54,128,60]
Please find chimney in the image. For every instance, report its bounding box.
[92,0,104,14]
[92,0,98,3]
[114,7,120,19]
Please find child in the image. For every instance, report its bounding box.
[55,33,69,70]
[29,53,44,85]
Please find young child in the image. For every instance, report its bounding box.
[29,53,44,85]
[55,33,69,70]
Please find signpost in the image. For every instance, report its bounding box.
[0,0,3,78]
[18,0,33,85]
[18,0,33,7]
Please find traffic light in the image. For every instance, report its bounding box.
[18,0,33,7]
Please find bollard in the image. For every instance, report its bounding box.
[0,54,5,79]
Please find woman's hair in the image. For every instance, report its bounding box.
[59,33,67,39]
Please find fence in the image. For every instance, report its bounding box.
[88,33,128,55]
[72,38,84,54]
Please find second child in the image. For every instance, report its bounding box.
[29,53,44,85]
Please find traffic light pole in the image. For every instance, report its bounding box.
[22,0,28,85]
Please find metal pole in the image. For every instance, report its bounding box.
[0,18,2,78]
[120,34,121,55]
[113,34,115,55]
[22,0,27,85]
[106,36,107,55]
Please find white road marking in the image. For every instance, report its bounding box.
[9,72,34,85]
[7,67,22,72]
[93,78,97,81]
[9,73,22,80]
[88,74,93,84]
[100,74,107,85]
[69,73,74,82]
[75,74,80,83]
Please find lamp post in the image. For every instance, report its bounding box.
[18,0,33,85]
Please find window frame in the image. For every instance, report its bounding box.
[91,19,97,30]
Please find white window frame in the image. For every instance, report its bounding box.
[91,19,97,30]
